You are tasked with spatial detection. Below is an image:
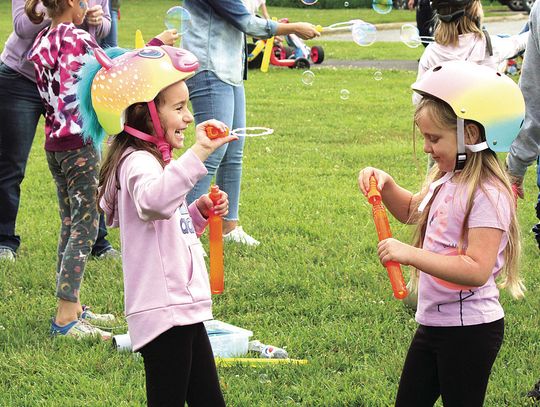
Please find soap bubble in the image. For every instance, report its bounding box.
[301,0,318,5]
[351,22,377,47]
[302,70,315,85]
[400,23,422,48]
[374,71,383,81]
[344,1,350,6]
[165,6,191,35]
[372,0,393,14]
[340,89,350,100]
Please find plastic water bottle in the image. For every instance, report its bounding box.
[248,340,289,359]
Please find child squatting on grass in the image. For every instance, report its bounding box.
[77,45,236,406]
[26,0,116,339]
[358,61,525,406]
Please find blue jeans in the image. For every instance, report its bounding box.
[0,63,111,254]
[100,4,118,48]
[533,158,540,247]
[186,71,246,221]
[0,63,44,252]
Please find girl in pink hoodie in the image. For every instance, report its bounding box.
[77,45,237,406]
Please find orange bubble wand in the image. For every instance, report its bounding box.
[367,176,408,300]
[206,126,229,139]
[209,185,224,294]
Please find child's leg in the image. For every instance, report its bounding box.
[395,325,441,406]
[437,319,504,406]
[48,146,99,320]
[186,323,226,406]
[139,324,225,406]
[46,152,72,280]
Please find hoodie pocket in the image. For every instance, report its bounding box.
[187,242,211,302]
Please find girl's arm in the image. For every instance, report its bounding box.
[12,0,49,39]
[206,0,319,40]
[491,32,529,63]
[124,150,208,222]
[378,227,503,287]
[358,167,421,223]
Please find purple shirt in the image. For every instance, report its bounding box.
[1,0,110,82]
[416,180,512,327]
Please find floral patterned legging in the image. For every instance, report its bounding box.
[46,144,99,303]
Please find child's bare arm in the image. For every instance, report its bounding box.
[378,227,502,287]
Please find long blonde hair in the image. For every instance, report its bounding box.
[409,96,524,299]
[434,0,484,46]
[25,0,68,24]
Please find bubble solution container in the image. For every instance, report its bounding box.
[204,320,253,357]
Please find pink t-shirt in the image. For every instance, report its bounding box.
[416,179,512,327]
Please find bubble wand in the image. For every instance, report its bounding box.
[367,176,408,300]
[209,185,224,294]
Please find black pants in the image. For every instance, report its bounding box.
[139,323,225,407]
[395,319,504,407]
[417,0,435,47]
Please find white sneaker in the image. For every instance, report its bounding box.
[0,248,15,262]
[223,226,260,246]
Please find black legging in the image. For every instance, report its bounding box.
[395,318,504,407]
[139,323,226,407]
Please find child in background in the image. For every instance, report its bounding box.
[26,0,113,339]
[359,61,525,405]
[413,0,528,105]
[77,45,236,405]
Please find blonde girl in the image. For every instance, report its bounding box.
[359,61,525,406]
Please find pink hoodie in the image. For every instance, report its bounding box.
[101,147,212,351]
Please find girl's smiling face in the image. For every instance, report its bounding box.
[159,81,194,150]
[416,107,458,173]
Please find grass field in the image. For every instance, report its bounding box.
[0,1,539,406]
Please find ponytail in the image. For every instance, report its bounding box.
[25,0,68,24]
[25,0,44,24]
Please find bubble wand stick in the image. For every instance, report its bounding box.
[208,184,224,294]
[367,176,408,300]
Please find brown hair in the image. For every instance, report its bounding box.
[98,98,166,210]
[25,0,68,24]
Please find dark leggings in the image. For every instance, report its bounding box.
[139,323,225,407]
[395,318,504,407]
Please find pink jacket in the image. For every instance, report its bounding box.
[101,148,212,351]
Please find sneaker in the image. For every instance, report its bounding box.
[223,226,260,246]
[51,318,112,340]
[0,248,15,262]
[94,247,121,260]
[81,305,116,323]
[527,379,540,400]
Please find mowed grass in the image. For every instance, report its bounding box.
[0,1,539,406]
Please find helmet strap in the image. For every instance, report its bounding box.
[455,118,467,171]
[122,100,172,164]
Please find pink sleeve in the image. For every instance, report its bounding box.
[122,150,208,222]
[188,201,208,237]
[468,186,512,232]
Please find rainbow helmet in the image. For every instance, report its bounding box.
[92,46,198,135]
[411,60,524,153]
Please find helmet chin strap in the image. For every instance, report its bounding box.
[418,118,489,213]
[123,100,172,163]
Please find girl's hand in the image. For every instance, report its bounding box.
[196,191,229,219]
[156,29,180,46]
[86,5,104,26]
[191,120,238,162]
[357,167,392,196]
[377,238,414,267]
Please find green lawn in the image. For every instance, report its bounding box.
[0,1,539,406]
